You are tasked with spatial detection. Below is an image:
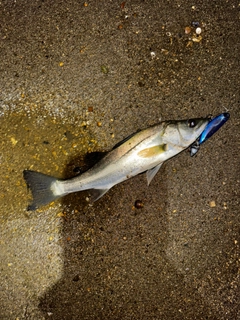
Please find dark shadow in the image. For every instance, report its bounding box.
[38,153,220,320]
[60,151,108,213]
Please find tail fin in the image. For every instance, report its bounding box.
[23,170,60,211]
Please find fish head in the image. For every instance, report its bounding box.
[162,118,209,148]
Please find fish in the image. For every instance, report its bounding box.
[190,112,230,156]
[23,117,209,210]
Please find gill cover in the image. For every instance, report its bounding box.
[162,118,208,148]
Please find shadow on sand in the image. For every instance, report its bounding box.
[38,152,217,320]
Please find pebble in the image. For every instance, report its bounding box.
[192,21,200,27]
[196,27,202,35]
[134,200,144,209]
[192,35,202,42]
[88,106,93,112]
[72,275,80,282]
[101,65,109,74]
[185,26,191,34]
[150,51,156,58]
[10,137,18,145]
[209,201,216,208]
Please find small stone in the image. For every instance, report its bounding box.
[196,27,202,35]
[150,51,156,58]
[192,21,200,27]
[10,137,18,145]
[185,26,191,34]
[134,200,144,209]
[101,65,109,74]
[192,35,202,42]
[88,106,93,112]
[73,275,80,282]
[120,2,126,9]
[209,201,216,208]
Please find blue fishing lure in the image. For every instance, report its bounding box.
[190,112,230,156]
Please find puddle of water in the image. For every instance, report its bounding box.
[0,109,99,219]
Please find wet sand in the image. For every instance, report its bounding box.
[0,1,239,319]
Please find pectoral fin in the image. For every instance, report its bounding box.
[89,188,109,202]
[146,163,163,185]
[138,144,167,158]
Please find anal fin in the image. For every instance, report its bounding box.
[88,188,109,202]
[146,163,163,186]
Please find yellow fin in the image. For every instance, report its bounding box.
[138,144,167,158]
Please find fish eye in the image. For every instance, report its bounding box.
[188,119,196,128]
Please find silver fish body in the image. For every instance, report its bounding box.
[23,117,209,210]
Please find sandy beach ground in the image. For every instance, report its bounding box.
[0,1,239,319]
